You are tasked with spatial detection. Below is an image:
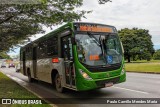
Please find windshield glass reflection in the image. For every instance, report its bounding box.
[75,33,122,66]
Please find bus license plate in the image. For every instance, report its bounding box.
[105,82,113,87]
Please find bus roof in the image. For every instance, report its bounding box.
[21,22,117,50]
[21,22,73,49]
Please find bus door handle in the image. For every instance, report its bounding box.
[64,60,73,66]
[64,60,73,63]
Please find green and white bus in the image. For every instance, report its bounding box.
[20,22,126,92]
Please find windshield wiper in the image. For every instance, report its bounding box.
[86,32,111,65]
[87,32,100,46]
[98,35,107,64]
[99,34,110,64]
[87,32,107,63]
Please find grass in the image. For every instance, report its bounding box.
[0,72,51,107]
[125,60,160,73]
[129,60,160,63]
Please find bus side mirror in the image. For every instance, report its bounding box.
[71,37,76,45]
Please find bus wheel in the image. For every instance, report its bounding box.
[55,73,64,93]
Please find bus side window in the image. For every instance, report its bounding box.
[47,36,58,56]
[25,47,31,60]
[38,41,47,59]
[62,36,73,60]
[64,44,69,60]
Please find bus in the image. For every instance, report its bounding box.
[20,22,126,92]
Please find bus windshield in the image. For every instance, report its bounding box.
[75,33,122,66]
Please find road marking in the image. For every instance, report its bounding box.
[113,86,149,94]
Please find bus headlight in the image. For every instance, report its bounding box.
[79,69,92,80]
[121,64,125,75]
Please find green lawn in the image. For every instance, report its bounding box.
[126,60,160,63]
[0,72,51,107]
[125,60,160,73]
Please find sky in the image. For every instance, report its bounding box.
[80,0,160,47]
[8,0,160,56]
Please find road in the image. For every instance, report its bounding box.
[0,68,160,107]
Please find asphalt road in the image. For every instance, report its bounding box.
[0,68,160,107]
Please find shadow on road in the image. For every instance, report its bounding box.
[33,80,117,98]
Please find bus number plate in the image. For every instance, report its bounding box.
[105,82,113,87]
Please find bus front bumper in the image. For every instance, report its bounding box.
[76,72,126,91]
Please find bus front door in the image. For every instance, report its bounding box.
[61,36,76,88]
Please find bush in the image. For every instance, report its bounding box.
[153,50,160,60]
[146,53,152,61]
[141,52,152,61]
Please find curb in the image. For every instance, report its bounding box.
[126,71,160,74]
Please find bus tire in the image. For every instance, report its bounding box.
[55,73,64,93]
[27,70,34,83]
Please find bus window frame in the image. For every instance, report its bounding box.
[58,28,74,58]
[73,31,122,71]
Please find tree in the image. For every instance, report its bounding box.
[141,52,152,61]
[118,28,154,62]
[0,0,90,52]
[98,0,112,4]
[153,49,160,60]
[0,52,11,59]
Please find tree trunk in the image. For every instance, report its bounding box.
[132,55,135,61]
[127,55,131,63]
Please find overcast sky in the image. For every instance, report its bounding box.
[41,0,160,46]
[9,0,160,55]
[80,0,160,46]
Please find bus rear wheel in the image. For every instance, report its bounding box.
[55,73,64,93]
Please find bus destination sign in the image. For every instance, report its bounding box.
[75,23,115,33]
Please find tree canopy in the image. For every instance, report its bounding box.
[0,0,90,52]
[0,52,11,59]
[118,28,154,62]
[98,0,112,4]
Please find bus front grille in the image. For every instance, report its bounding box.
[84,63,121,72]
[95,77,120,88]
